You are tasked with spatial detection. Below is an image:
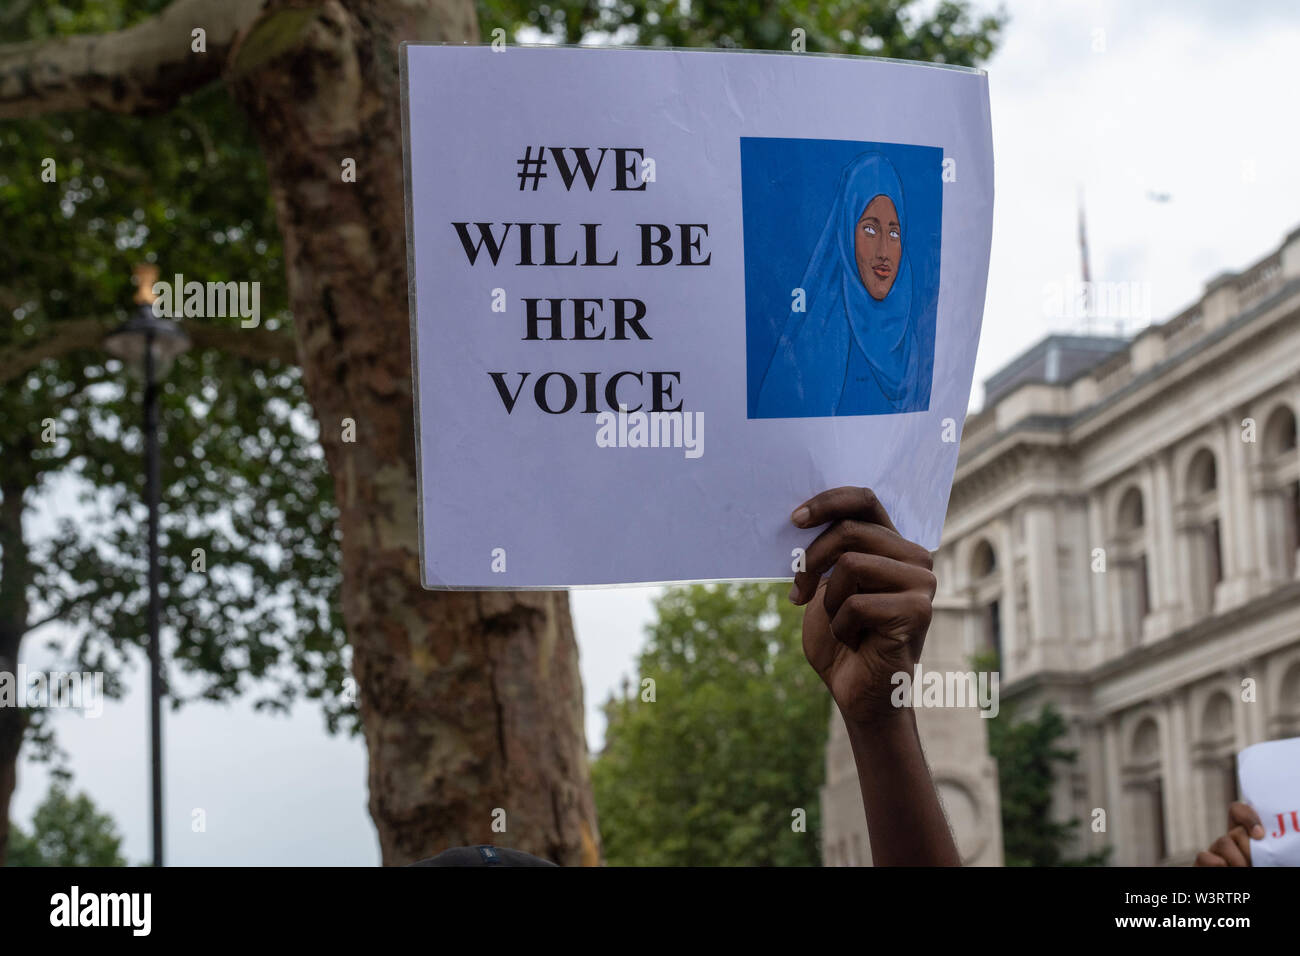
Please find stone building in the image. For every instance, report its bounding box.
[822,224,1300,866]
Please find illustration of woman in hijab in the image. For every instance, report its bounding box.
[756,151,925,418]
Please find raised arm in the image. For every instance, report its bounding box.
[791,486,960,866]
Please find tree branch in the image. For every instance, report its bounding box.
[0,0,267,119]
[183,319,300,364]
[0,317,105,382]
[23,584,104,637]
[0,316,299,383]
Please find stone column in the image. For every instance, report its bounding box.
[1218,411,1259,606]
[1087,489,1111,663]
[1164,689,1195,857]
[1293,376,1300,579]
[1140,461,1177,640]
[998,516,1020,677]
[1024,501,1062,670]
[1242,657,1268,745]
[1103,716,1126,865]
[1152,450,1180,622]
[1231,667,1254,754]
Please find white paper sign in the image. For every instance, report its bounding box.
[401,44,993,588]
[1238,737,1300,867]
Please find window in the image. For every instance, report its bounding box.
[1224,754,1238,806]
[1264,406,1298,456]
[1289,481,1300,578]
[969,537,1002,663]
[1115,485,1150,647]
[1260,407,1299,580]
[1207,518,1223,590]
[1182,448,1222,612]
[984,598,1002,664]
[1152,778,1168,863]
[1136,553,1150,622]
[1129,769,1167,866]
[971,539,997,579]
[1118,486,1145,531]
[1188,448,1217,497]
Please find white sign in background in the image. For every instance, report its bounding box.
[1238,737,1300,867]
[402,45,993,588]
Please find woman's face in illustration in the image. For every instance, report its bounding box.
[854,194,901,300]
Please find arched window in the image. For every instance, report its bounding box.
[1259,405,1299,579]
[1263,405,1298,457]
[971,539,997,579]
[1131,717,1160,762]
[1181,447,1223,613]
[1127,716,1167,865]
[1197,692,1237,845]
[968,538,1001,664]
[1275,661,1300,739]
[1187,447,1217,497]
[1200,692,1233,740]
[1117,486,1145,532]
[1113,486,1150,647]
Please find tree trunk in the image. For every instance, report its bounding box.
[0,480,31,865]
[228,0,601,865]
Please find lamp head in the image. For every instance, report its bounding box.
[132,264,160,305]
[105,266,191,378]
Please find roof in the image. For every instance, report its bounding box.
[982,333,1130,406]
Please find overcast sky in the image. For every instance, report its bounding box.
[12,0,1300,866]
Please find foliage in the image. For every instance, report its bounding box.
[6,783,127,866]
[592,583,829,866]
[0,0,352,735]
[480,0,1006,63]
[982,681,1110,867]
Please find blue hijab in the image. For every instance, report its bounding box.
[756,152,920,417]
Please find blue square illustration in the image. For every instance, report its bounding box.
[741,137,942,419]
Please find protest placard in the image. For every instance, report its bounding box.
[402,44,993,588]
[1238,737,1300,867]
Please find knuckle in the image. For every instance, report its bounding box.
[922,568,938,597]
[840,549,870,576]
[838,593,871,626]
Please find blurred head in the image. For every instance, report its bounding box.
[406,845,557,867]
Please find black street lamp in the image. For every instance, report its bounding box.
[103,264,191,868]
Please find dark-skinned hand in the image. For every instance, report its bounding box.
[790,487,937,727]
[1194,802,1263,867]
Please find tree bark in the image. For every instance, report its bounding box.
[0,480,32,865]
[225,0,601,865]
[0,0,264,119]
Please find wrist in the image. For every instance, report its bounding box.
[842,704,917,746]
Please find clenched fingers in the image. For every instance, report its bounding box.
[821,552,937,621]
[829,591,933,650]
[1228,802,1265,840]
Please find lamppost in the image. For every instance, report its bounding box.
[103,265,191,868]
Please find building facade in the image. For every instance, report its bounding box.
[823,225,1300,866]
